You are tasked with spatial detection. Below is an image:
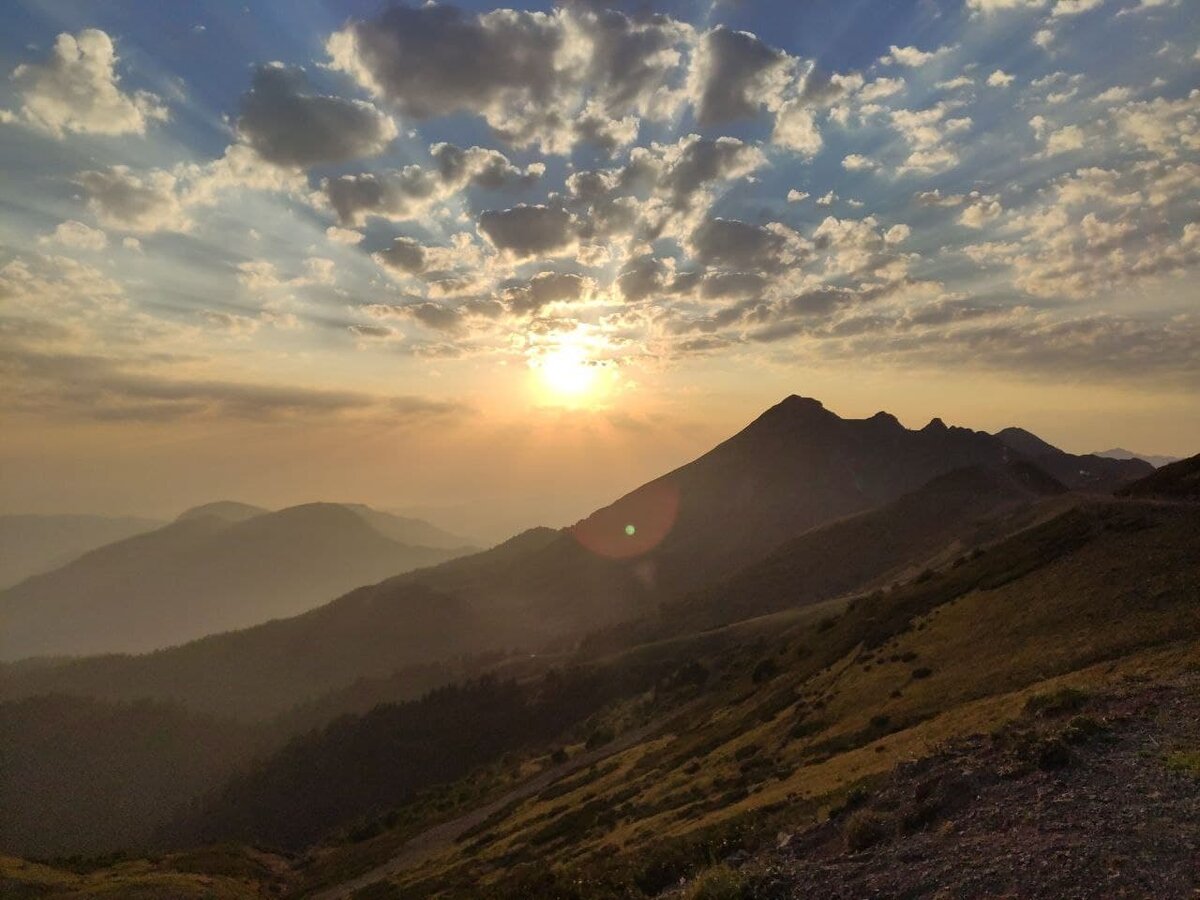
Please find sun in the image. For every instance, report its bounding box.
[536,344,599,400]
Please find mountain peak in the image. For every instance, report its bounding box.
[922,417,948,432]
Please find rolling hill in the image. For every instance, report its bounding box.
[0,398,1150,716]
[0,513,162,589]
[0,502,474,660]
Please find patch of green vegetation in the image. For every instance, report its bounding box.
[1165,750,1200,777]
[684,864,747,900]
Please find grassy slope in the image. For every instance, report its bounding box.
[309,498,1200,897]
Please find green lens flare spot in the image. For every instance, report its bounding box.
[624,524,636,537]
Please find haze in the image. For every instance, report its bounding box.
[1,0,1197,539]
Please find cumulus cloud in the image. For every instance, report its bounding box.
[327,3,694,154]
[76,167,191,233]
[477,205,575,259]
[235,63,397,168]
[320,142,541,225]
[38,220,108,250]
[2,29,168,137]
[689,26,793,124]
[879,44,954,67]
[688,218,804,273]
[959,194,1004,227]
[987,69,1016,87]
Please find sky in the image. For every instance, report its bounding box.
[0,0,1197,537]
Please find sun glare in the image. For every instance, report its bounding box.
[536,345,599,401]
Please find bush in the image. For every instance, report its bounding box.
[911,667,934,680]
[550,747,569,764]
[752,659,780,684]
[685,865,747,900]
[843,810,890,851]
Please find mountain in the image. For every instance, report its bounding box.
[1095,447,1181,468]
[606,461,1072,644]
[994,427,1153,491]
[169,494,1200,888]
[0,513,161,589]
[0,502,474,660]
[0,397,1141,716]
[176,500,269,523]
[1117,451,1200,501]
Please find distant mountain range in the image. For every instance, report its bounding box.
[0,396,1153,717]
[1094,447,1180,468]
[0,502,474,660]
[0,513,162,589]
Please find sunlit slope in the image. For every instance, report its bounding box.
[303,497,1200,896]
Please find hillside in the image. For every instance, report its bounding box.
[601,461,1072,645]
[995,427,1152,491]
[1117,451,1200,501]
[0,399,1144,711]
[0,513,162,589]
[0,694,263,857]
[0,502,473,660]
[270,497,1200,898]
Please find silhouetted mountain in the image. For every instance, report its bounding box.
[0,397,1141,716]
[1094,447,1180,469]
[176,500,270,523]
[994,427,1152,491]
[603,461,1071,644]
[0,502,474,660]
[0,513,162,589]
[1117,452,1200,500]
[0,528,560,717]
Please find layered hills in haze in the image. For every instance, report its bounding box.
[0,396,1191,882]
[0,502,474,660]
[0,513,162,589]
[0,398,1151,715]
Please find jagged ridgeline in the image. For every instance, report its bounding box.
[1,400,1193,900]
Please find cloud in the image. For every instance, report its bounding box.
[787,189,809,202]
[326,4,693,153]
[1110,92,1200,157]
[374,236,429,275]
[986,69,1015,87]
[1030,116,1086,155]
[890,103,972,173]
[1051,0,1104,15]
[76,167,191,233]
[38,220,108,250]
[320,142,540,225]
[688,218,803,273]
[2,29,168,137]
[879,44,954,67]
[235,63,397,168]
[689,26,793,124]
[959,195,1004,226]
[477,205,576,259]
[325,226,364,245]
[842,154,878,171]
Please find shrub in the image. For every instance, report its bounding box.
[843,810,889,851]
[550,748,569,764]
[752,659,780,684]
[869,714,891,730]
[1062,716,1105,745]
[817,615,839,632]
[911,667,934,680]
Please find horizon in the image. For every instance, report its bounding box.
[2,0,1197,531]
[2,390,1189,531]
